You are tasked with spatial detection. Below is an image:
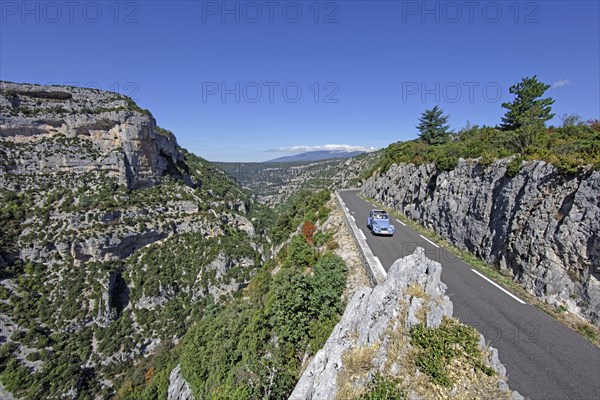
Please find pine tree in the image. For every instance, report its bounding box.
[417,105,450,145]
[500,76,555,131]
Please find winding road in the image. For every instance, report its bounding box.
[339,189,600,400]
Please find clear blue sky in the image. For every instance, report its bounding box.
[1,0,598,161]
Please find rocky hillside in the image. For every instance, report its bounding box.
[363,158,600,326]
[0,82,267,398]
[291,248,521,400]
[215,152,380,205]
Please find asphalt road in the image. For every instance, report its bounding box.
[339,189,600,400]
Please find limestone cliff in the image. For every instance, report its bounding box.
[0,81,187,190]
[0,82,266,398]
[363,158,599,325]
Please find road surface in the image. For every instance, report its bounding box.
[339,189,600,400]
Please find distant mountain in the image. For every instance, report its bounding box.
[267,150,365,163]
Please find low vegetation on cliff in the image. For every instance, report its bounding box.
[375,76,600,174]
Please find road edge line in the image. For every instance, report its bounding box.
[472,269,526,304]
[336,191,387,285]
[419,234,439,248]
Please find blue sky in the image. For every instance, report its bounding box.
[1,1,599,161]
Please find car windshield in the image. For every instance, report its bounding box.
[375,213,388,219]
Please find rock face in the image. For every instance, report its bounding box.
[96,270,130,325]
[168,365,193,400]
[291,248,517,400]
[0,82,265,398]
[363,159,600,325]
[0,81,185,189]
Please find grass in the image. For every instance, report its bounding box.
[342,343,379,377]
[361,193,600,347]
[410,318,495,388]
[336,343,380,400]
[407,284,426,300]
[578,324,598,342]
[355,372,406,400]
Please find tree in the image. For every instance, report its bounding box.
[302,221,316,245]
[417,105,451,145]
[501,76,555,131]
[560,113,584,127]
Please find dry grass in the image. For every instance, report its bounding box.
[335,381,362,400]
[336,343,380,399]
[342,343,379,377]
[328,197,372,304]
[383,323,408,370]
[407,283,426,299]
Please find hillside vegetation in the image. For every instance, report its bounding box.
[375,122,600,175]
[0,82,271,398]
[375,76,600,175]
[122,190,348,399]
[0,150,267,398]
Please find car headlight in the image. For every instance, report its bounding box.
[389,225,395,233]
[373,225,380,231]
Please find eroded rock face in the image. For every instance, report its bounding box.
[363,159,600,325]
[0,81,184,189]
[168,365,193,400]
[96,270,130,326]
[291,248,516,400]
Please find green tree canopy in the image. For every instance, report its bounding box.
[417,105,451,145]
[501,76,555,131]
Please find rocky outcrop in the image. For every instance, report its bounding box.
[191,253,255,301]
[168,365,193,400]
[363,159,600,325]
[0,81,187,189]
[97,270,130,326]
[291,248,518,400]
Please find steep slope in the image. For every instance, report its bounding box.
[157,192,348,399]
[363,158,600,326]
[0,82,266,398]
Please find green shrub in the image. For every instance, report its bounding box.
[356,372,406,400]
[409,319,494,387]
[578,324,598,342]
[434,153,459,172]
[181,231,347,399]
[374,123,599,175]
[479,151,496,167]
[506,156,524,178]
